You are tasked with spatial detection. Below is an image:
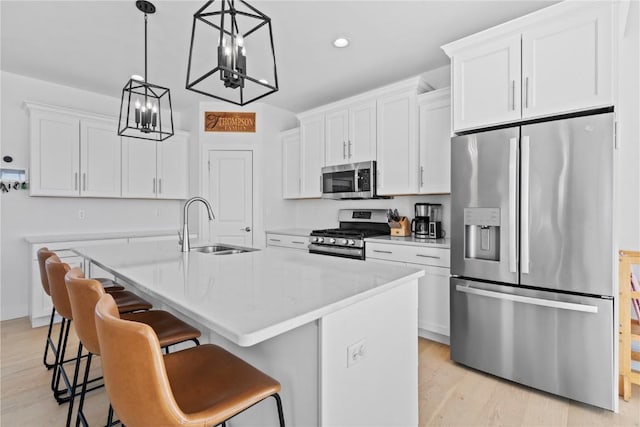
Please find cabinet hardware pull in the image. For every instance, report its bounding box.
[508,137,517,273]
[74,172,78,191]
[420,166,424,186]
[511,80,515,111]
[269,238,281,242]
[343,141,346,159]
[373,249,393,254]
[158,178,162,194]
[82,173,86,191]
[292,241,305,244]
[348,140,352,158]
[153,178,156,194]
[240,227,251,232]
[320,175,322,192]
[416,254,439,259]
[525,77,529,109]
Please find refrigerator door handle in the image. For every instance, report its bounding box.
[521,135,530,274]
[455,285,598,313]
[508,137,518,273]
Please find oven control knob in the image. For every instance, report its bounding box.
[348,239,355,246]
[340,239,348,245]
[329,238,336,244]
[317,237,324,243]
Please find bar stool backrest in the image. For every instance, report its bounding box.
[45,255,73,320]
[37,247,56,296]
[95,294,184,427]
[65,268,105,356]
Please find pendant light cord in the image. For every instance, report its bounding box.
[144,13,148,84]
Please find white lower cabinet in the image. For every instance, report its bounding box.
[366,241,451,343]
[266,233,309,251]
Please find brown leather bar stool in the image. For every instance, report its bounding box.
[65,268,201,427]
[37,247,124,370]
[95,293,285,427]
[45,255,152,404]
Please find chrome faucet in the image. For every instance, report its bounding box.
[179,197,215,252]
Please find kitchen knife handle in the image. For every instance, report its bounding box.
[508,137,517,274]
[521,135,530,274]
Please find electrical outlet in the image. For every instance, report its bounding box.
[154,208,160,217]
[347,338,366,367]
[78,209,85,220]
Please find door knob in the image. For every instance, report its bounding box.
[241,227,251,232]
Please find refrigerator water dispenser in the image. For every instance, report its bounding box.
[464,208,500,261]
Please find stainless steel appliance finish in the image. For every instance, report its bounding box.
[450,112,615,410]
[309,209,390,260]
[321,161,377,199]
[451,278,614,410]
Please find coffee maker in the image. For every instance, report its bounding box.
[411,203,430,238]
[411,203,444,239]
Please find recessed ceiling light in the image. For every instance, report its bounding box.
[333,38,350,48]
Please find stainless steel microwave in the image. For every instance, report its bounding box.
[321,160,378,199]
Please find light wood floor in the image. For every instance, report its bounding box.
[2,317,639,426]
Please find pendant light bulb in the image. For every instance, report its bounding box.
[236,35,244,47]
[135,99,141,109]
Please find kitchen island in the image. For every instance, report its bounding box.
[73,241,423,426]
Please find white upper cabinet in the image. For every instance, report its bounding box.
[418,88,451,195]
[122,134,189,200]
[521,3,612,118]
[443,1,618,132]
[28,104,120,198]
[451,35,521,131]
[299,113,324,198]
[281,128,301,199]
[324,100,377,166]
[376,90,419,196]
[80,119,121,197]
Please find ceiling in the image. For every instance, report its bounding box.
[1,1,557,114]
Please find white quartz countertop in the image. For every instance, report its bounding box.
[73,241,423,347]
[265,228,313,237]
[24,229,180,244]
[365,235,451,249]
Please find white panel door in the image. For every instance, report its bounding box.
[376,90,419,195]
[452,34,521,131]
[324,109,349,166]
[281,129,301,199]
[299,114,324,197]
[121,137,157,198]
[157,134,189,199]
[80,119,121,197]
[521,3,612,118]
[418,88,451,194]
[30,111,80,196]
[208,150,253,246]
[348,100,376,163]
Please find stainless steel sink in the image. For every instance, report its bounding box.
[190,245,257,255]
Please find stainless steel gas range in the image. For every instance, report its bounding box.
[308,209,390,260]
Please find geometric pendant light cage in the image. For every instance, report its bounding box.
[186,0,279,106]
[118,0,174,141]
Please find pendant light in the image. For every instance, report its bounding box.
[118,0,174,141]
[185,0,279,106]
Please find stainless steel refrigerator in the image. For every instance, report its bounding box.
[450,112,615,410]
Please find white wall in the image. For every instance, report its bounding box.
[616,1,640,251]
[0,71,188,320]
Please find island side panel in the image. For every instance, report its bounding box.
[319,279,419,426]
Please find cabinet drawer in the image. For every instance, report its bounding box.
[366,243,450,267]
[266,234,309,250]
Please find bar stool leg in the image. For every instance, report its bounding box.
[273,393,285,427]
[52,318,72,400]
[66,342,84,427]
[75,352,93,427]
[43,307,58,369]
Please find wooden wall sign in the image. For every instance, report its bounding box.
[204,112,256,133]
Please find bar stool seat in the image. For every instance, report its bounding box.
[96,278,124,292]
[121,311,201,347]
[108,290,152,314]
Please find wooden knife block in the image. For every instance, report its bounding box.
[389,217,411,237]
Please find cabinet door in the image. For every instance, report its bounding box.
[281,129,301,199]
[30,111,80,196]
[300,114,324,198]
[157,134,188,199]
[80,119,121,197]
[121,137,157,198]
[415,265,450,340]
[521,3,612,118]
[418,89,451,194]
[452,35,521,131]
[376,91,419,195]
[348,100,377,163]
[324,109,349,166]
